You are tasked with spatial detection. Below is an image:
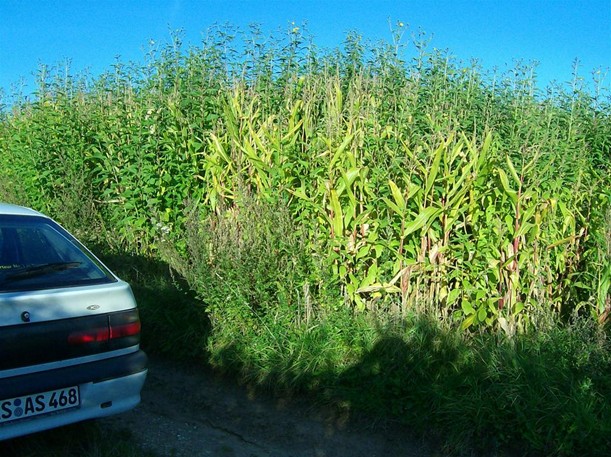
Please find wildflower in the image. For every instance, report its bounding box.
[155,222,171,237]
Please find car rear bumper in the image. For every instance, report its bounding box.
[0,350,147,441]
[0,349,147,398]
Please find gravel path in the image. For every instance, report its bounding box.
[101,356,433,457]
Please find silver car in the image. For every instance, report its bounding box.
[0,203,147,440]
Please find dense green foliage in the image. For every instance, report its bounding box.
[1,25,610,455]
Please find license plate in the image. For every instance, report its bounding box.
[0,386,80,425]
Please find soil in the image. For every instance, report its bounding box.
[101,355,434,457]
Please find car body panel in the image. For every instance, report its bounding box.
[0,281,136,326]
[0,203,43,218]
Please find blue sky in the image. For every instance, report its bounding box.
[1,1,610,98]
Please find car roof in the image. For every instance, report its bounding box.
[0,203,47,218]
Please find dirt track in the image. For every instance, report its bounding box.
[101,356,433,457]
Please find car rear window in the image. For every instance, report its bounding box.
[0,215,115,292]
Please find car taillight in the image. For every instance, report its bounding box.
[68,309,141,347]
[68,327,110,344]
[108,309,141,350]
[110,320,141,339]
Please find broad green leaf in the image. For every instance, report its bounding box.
[447,288,461,305]
[515,221,534,238]
[344,168,362,188]
[449,141,464,166]
[521,204,538,224]
[339,263,347,278]
[287,187,313,202]
[360,263,378,288]
[424,141,444,197]
[388,179,405,212]
[482,131,493,155]
[239,140,264,166]
[329,133,355,172]
[506,155,521,187]
[477,306,487,322]
[445,186,468,214]
[353,294,366,311]
[445,163,472,204]
[513,302,525,315]
[461,299,475,315]
[282,117,304,143]
[337,167,361,201]
[356,243,372,260]
[210,134,232,168]
[505,214,515,234]
[497,168,518,205]
[460,314,477,331]
[557,200,575,234]
[404,206,442,238]
[547,236,575,249]
[329,189,344,237]
[382,197,403,216]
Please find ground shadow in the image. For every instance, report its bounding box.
[94,246,211,361]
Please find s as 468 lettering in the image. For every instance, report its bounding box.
[0,387,80,424]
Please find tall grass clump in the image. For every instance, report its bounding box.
[1,24,610,455]
[332,314,611,455]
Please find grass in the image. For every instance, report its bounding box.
[204,308,611,456]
